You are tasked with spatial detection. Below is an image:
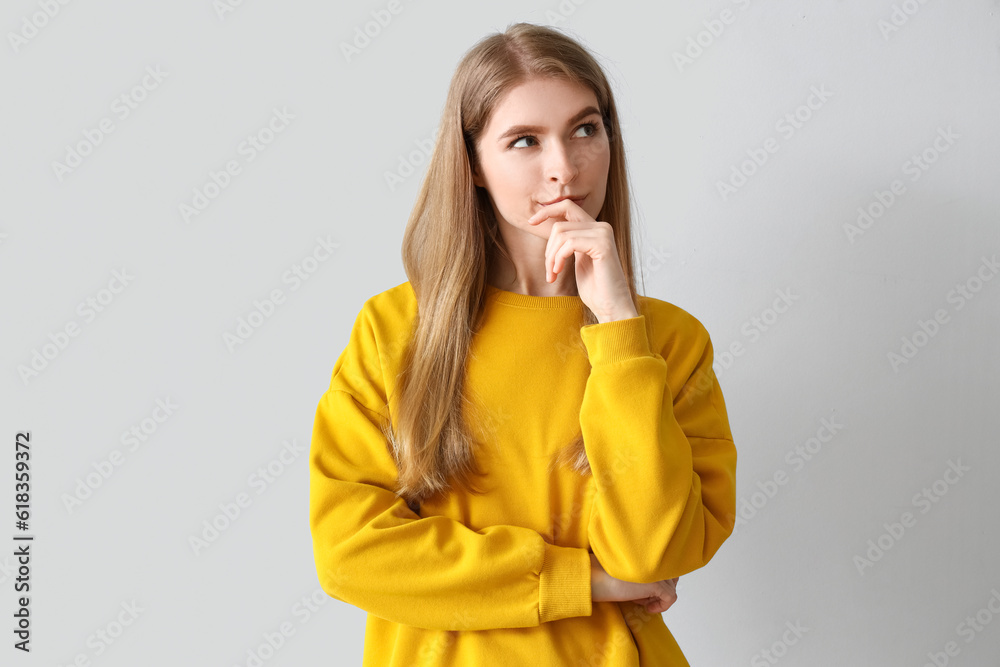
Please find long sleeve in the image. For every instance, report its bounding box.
[578,312,737,584]
[309,303,593,631]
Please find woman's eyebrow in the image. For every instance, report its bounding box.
[496,106,601,143]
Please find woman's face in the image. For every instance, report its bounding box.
[472,77,611,240]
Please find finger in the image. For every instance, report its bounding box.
[533,208,573,227]
[544,225,560,281]
[550,237,583,281]
[545,226,590,279]
[529,204,563,226]
[551,233,601,279]
[550,239,570,280]
[528,197,586,225]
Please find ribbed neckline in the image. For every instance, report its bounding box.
[485,283,584,309]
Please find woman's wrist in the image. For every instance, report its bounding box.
[589,553,606,601]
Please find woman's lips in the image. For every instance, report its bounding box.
[540,195,586,206]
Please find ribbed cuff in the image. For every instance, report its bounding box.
[580,315,651,366]
[539,544,592,623]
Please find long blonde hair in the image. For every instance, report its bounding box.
[387,22,645,509]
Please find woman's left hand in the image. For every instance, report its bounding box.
[633,577,679,615]
[527,199,638,323]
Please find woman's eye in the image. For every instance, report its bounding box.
[508,122,598,150]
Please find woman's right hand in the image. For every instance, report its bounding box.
[590,553,679,615]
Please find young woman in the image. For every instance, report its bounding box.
[309,22,737,666]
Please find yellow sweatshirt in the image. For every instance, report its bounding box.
[309,281,737,666]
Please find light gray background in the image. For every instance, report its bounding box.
[2,1,998,665]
